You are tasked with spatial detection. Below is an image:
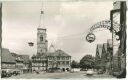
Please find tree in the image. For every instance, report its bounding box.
[71,60,79,68]
[80,55,94,69]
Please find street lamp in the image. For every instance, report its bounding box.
[28,42,34,73]
[86,33,96,43]
[28,42,34,47]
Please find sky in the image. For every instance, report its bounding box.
[2,1,114,61]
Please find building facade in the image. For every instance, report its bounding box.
[31,27,71,72]
[47,49,71,71]
[31,49,71,72]
[95,44,103,70]
[110,1,127,77]
[11,53,31,74]
[95,40,112,73]
[31,28,48,71]
[37,28,48,54]
[11,53,24,73]
[31,53,47,71]
[20,55,31,73]
[1,48,16,72]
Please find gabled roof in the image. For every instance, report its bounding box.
[32,53,47,58]
[96,44,103,57]
[47,49,71,57]
[1,48,16,63]
[11,53,24,62]
[11,53,19,58]
[31,49,71,59]
[101,43,108,59]
[19,55,30,63]
[103,43,107,52]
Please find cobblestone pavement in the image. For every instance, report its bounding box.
[6,71,116,79]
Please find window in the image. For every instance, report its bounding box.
[49,57,52,60]
[62,57,65,60]
[57,57,60,60]
[62,61,65,65]
[66,61,69,65]
[40,36,43,41]
[66,57,69,60]
[40,49,42,52]
[58,62,60,65]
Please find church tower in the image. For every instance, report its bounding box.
[37,28,48,54]
[37,3,48,54]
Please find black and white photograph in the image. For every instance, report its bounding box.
[0,0,127,79]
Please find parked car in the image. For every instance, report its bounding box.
[1,70,7,78]
[1,70,13,78]
[97,69,104,74]
[80,68,88,71]
[86,69,94,75]
[13,71,20,76]
[6,71,12,77]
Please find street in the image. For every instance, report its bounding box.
[7,71,115,79]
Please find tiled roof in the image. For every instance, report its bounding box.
[11,53,19,58]
[31,49,71,59]
[47,49,71,57]
[11,53,24,62]
[11,53,30,63]
[1,48,16,63]
[19,55,30,63]
[32,53,47,58]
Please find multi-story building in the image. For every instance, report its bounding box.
[100,43,107,71]
[47,49,71,71]
[1,48,16,72]
[20,55,31,73]
[31,53,47,71]
[95,44,103,70]
[95,40,112,73]
[11,53,31,73]
[31,27,71,72]
[11,53,24,73]
[106,39,113,72]
[31,27,48,71]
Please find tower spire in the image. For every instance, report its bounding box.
[39,1,46,29]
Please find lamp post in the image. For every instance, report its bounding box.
[28,42,34,73]
[28,42,34,47]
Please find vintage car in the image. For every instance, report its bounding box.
[1,70,12,78]
[1,70,7,78]
[13,70,20,76]
[86,69,94,75]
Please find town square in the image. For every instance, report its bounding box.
[0,0,127,79]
